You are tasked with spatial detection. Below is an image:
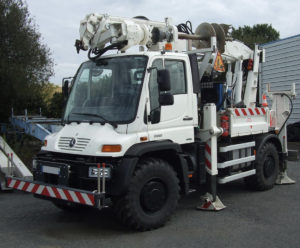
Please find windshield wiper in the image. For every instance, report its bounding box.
[71,112,118,128]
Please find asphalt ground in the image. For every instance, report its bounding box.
[1,161,300,248]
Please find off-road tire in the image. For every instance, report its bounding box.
[113,157,179,231]
[244,142,279,191]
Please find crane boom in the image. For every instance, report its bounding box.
[75,13,262,108]
[76,14,253,60]
[76,13,178,53]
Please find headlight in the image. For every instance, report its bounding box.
[88,167,111,178]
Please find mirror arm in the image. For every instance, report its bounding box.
[147,66,158,73]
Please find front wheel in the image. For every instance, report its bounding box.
[113,158,179,231]
[245,142,279,190]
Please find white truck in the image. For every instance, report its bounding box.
[5,14,297,230]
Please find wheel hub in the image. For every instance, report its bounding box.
[141,180,167,213]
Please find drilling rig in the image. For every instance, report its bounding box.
[5,14,296,230]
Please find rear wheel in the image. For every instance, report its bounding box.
[113,157,179,231]
[245,142,279,190]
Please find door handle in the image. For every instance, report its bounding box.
[183,116,193,121]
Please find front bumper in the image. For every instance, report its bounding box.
[33,153,116,192]
[6,176,105,208]
[32,151,139,196]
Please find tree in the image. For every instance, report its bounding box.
[47,92,63,118]
[232,24,280,49]
[21,83,61,117]
[0,0,53,122]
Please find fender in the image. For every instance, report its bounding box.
[125,140,182,156]
[109,140,189,195]
[254,133,283,154]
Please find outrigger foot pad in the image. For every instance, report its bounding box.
[196,193,226,211]
[276,171,296,185]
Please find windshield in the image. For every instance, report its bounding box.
[63,56,148,124]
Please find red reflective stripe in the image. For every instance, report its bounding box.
[52,187,61,199]
[241,109,247,116]
[205,143,211,155]
[248,108,254,115]
[7,178,96,206]
[32,184,40,193]
[9,178,97,206]
[75,191,86,204]
[202,201,212,209]
[261,108,266,115]
[13,180,21,189]
[7,178,12,186]
[63,189,73,202]
[255,108,260,115]
[42,187,50,197]
[205,158,211,169]
[87,194,95,205]
[22,182,30,191]
[235,109,240,116]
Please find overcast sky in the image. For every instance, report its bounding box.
[26,0,300,85]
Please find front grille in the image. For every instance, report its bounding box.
[58,137,91,152]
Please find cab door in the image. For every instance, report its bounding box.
[147,56,195,144]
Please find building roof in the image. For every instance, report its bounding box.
[261,34,300,47]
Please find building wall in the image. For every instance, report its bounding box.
[261,35,300,124]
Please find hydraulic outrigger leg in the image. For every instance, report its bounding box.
[196,104,226,211]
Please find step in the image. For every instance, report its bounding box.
[219,141,255,152]
[218,169,256,184]
[218,155,255,169]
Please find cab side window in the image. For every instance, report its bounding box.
[165,60,186,95]
[149,59,163,118]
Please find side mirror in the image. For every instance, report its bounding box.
[157,69,171,91]
[62,80,69,101]
[159,92,174,106]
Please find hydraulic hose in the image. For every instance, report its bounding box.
[274,93,294,136]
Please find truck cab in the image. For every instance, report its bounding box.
[39,51,199,188]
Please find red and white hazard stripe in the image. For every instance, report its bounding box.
[200,200,215,210]
[197,193,226,211]
[233,107,266,117]
[205,141,212,171]
[7,178,95,206]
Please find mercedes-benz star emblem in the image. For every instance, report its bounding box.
[69,138,76,147]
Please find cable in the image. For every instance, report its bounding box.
[275,93,294,136]
[231,77,237,90]
[177,21,194,34]
[229,77,237,106]
[88,41,128,61]
[186,21,193,34]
